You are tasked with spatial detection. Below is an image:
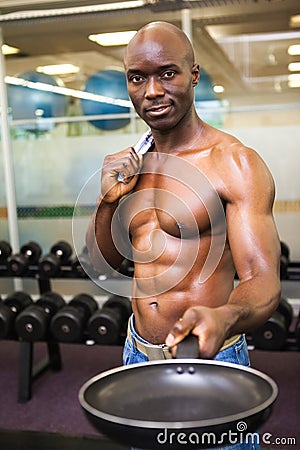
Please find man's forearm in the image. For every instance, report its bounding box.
[220,273,281,338]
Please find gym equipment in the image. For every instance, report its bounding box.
[79,335,278,450]
[7,70,68,132]
[71,246,98,278]
[50,294,98,342]
[0,292,33,339]
[251,297,293,350]
[7,241,42,276]
[280,241,290,280]
[117,258,134,277]
[87,296,132,344]
[72,252,88,278]
[194,69,216,102]
[39,241,72,277]
[0,240,12,263]
[15,292,65,341]
[81,69,130,130]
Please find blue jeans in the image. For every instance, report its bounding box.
[123,316,260,450]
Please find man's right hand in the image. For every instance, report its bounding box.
[101,147,143,203]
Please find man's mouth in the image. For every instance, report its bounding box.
[146,104,172,117]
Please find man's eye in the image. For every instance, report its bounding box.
[162,71,175,79]
[130,75,144,83]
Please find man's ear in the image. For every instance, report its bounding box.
[192,64,200,87]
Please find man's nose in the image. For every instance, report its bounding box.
[145,77,164,98]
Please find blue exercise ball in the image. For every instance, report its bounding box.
[194,69,216,102]
[7,70,68,131]
[81,69,130,130]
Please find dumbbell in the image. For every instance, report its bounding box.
[251,297,293,350]
[50,293,98,342]
[15,292,65,341]
[71,246,97,278]
[87,296,132,344]
[280,241,290,280]
[39,240,72,277]
[7,241,42,276]
[118,259,134,277]
[0,291,33,339]
[0,240,12,263]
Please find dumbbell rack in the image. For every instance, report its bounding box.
[18,277,62,403]
[1,262,132,403]
[0,241,82,402]
[0,265,90,403]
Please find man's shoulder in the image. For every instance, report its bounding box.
[209,128,258,165]
[208,130,274,202]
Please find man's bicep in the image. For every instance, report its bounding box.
[226,202,280,282]
[224,146,280,280]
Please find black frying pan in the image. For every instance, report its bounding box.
[79,337,278,449]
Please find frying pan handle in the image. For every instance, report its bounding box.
[175,334,200,359]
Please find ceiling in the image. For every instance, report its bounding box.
[0,0,300,106]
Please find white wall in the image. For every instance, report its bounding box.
[226,125,300,260]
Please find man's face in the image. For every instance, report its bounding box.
[124,31,199,131]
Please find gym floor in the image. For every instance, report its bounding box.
[0,340,299,450]
[0,430,127,450]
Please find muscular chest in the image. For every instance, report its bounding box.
[118,167,222,239]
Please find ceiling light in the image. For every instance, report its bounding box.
[288,80,300,88]
[288,73,300,87]
[288,44,300,56]
[288,62,300,72]
[217,31,300,43]
[36,64,80,75]
[89,31,137,47]
[2,44,20,55]
[290,15,300,28]
[288,73,300,82]
[213,85,224,94]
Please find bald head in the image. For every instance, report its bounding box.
[123,21,200,129]
[124,21,195,68]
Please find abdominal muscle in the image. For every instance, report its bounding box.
[130,228,235,344]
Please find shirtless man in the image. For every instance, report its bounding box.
[86,21,280,365]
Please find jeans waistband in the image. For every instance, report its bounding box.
[127,314,241,361]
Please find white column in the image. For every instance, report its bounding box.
[181,8,193,43]
[0,28,22,289]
